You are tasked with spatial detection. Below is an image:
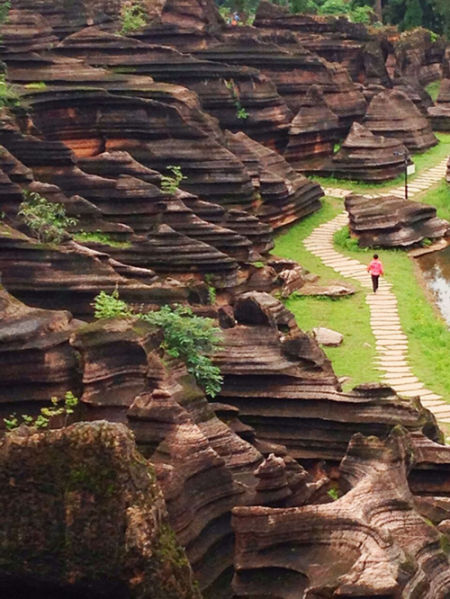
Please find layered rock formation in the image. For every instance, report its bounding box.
[213,292,439,461]
[224,131,323,227]
[428,79,450,131]
[325,122,410,182]
[0,421,201,599]
[284,85,341,171]
[364,88,438,151]
[232,428,450,598]
[345,193,449,247]
[56,27,292,150]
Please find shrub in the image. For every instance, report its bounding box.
[160,165,187,195]
[0,74,21,109]
[93,288,132,319]
[120,0,148,34]
[224,78,249,121]
[18,191,78,244]
[92,292,223,397]
[4,392,79,431]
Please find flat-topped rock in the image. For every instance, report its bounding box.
[345,193,449,247]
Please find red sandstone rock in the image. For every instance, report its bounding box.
[0,421,201,599]
[284,84,341,171]
[345,193,449,247]
[364,88,438,151]
[232,428,450,598]
[327,122,410,182]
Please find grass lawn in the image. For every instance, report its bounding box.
[273,197,380,389]
[333,228,450,399]
[273,136,450,395]
[415,179,450,221]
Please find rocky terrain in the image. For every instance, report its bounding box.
[0,1,449,598]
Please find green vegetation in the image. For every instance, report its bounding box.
[0,0,9,24]
[425,80,441,102]
[224,79,249,121]
[160,165,187,195]
[120,0,148,34]
[4,392,79,431]
[416,179,450,221]
[0,74,21,109]
[93,290,223,397]
[19,191,78,244]
[333,227,450,398]
[24,81,47,90]
[274,197,379,389]
[73,231,131,248]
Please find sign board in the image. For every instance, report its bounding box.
[407,164,416,176]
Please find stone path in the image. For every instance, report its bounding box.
[305,158,449,423]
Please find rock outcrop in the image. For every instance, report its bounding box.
[213,292,439,461]
[325,122,410,182]
[224,131,323,228]
[428,79,450,131]
[284,84,341,171]
[345,193,449,247]
[232,428,450,598]
[0,420,201,599]
[364,88,438,151]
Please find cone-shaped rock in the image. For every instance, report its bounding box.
[327,122,410,181]
[284,85,341,171]
[364,88,438,151]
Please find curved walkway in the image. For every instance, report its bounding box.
[304,158,449,423]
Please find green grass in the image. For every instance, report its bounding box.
[334,228,450,398]
[274,197,379,389]
[73,231,131,248]
[426,80,441,102]
[311,132,450,193]
[415,179,450,221]
[273,141,450,394]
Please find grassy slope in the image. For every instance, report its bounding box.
[274,135,450,395]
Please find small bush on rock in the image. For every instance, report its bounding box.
[93,292,223,397]
[19,191,78,244]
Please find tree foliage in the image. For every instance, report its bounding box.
[215,0,450,34]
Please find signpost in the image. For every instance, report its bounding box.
[394,150,412,200]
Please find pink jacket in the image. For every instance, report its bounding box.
[368,259,384,276]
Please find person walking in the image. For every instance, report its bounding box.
[367,254,384,293]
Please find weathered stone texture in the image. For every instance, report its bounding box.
[0,421,201,599]
[345,193,449,247]
[364,88,438,151]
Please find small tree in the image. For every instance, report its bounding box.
[18,191,78,244]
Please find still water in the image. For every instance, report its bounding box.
[418,246,450,327]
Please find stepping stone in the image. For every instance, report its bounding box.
[394,383,427,391]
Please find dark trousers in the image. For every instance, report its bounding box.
[371,275,379,292]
